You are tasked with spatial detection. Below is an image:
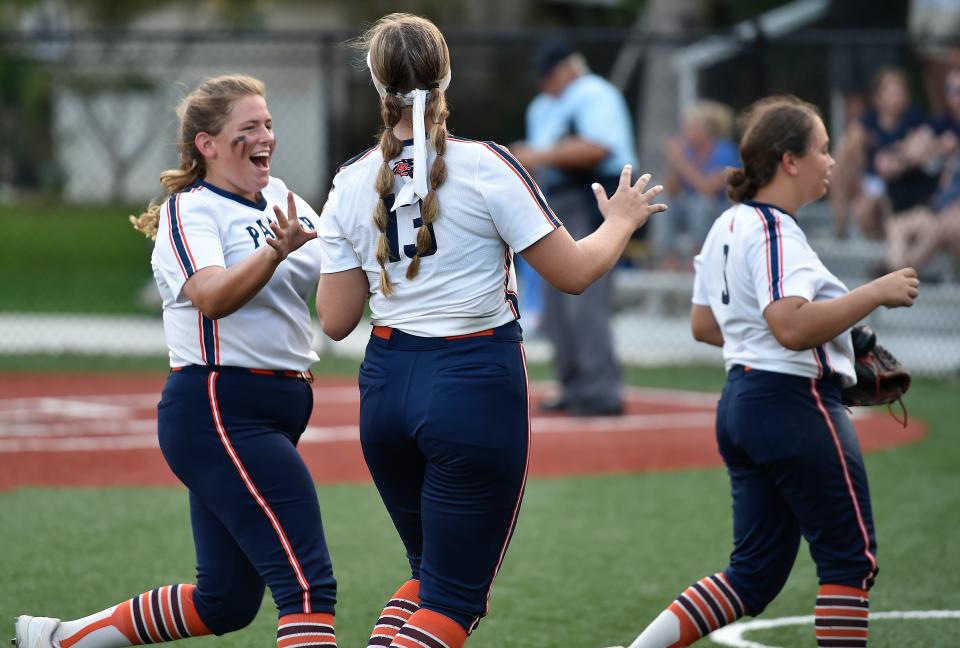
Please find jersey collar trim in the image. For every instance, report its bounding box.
[198,180,268,211]
[744,199,796,222]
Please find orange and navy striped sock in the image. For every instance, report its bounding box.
[815,584,869,647]
[632,572,745,647]
[389,609,466,648]
[368,579,420,647]
[54,584,211,647]
[277,613,336,648]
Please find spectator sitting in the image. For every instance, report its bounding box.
[883,68,960,278]
[831,66,937,239]
[652,99,739,271]
[886,139,960,279]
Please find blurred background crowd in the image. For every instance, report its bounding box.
[1,0,958,375]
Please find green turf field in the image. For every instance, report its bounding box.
[2,371,958,647]
[0,203,154,314]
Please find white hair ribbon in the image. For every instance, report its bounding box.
[366,52,451,210]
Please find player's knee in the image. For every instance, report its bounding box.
[817,557,879,592]
[194,585,264,635]
[725,564,791,616]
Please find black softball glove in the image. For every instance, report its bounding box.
[841,325,911,423]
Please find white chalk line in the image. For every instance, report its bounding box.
[606,610,960,648]
[708,609,960,648]
[0,383,721,453]
[0,381,871,454]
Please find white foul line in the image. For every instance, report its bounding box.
[708,610,960,648]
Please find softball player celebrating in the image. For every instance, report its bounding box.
[301,13,664,648]
[15,75,339,648]
[624,96,919,648]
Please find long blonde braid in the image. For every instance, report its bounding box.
[359,13,452,296]
[373,94,406,295]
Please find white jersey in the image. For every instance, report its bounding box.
[317,137,561,337]
[692,200,856,386]
[151,177,323,370]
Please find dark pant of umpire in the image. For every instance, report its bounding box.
[542,184,622,410]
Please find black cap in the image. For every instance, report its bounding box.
[534,41,575,80]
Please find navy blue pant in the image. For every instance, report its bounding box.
[359,321,529,632]
[158,368,336,634]
[717,366,879,615]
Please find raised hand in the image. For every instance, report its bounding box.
[268,191,318,261]
[871,267,920,308]
[592,165,667,231]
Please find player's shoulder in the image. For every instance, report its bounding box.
[168,181,217,214]
[334,144,381,177]
[449,136,521,169]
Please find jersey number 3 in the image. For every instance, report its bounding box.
[382,194,438,263]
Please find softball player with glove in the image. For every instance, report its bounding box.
[303,13,664,648]
[15,75,338,648]
[624,96,919,648]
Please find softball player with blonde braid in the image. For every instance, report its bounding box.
[15,75,338,648]
[623,96,919,648]
[289,14,664,648]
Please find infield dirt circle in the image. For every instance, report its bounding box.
[0,373,926,491]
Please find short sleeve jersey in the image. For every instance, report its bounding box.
[692,200,856,386]
[151,177,323,370]
[317,137,561,337]
[525,74,638,186]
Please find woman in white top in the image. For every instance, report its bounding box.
[624,96,919,648]
[15,75,339,648]
[304,13,665,648]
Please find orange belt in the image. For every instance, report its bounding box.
[171,365,314,383]
[372,326,495,341]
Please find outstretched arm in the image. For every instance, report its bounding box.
[521,166,667,294]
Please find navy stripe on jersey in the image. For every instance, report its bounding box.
[503,245,520,319]
[814,345,834,378]
[200,314,218,365]
[757,205,783,301]
[198,180,267,211]
[168,195,196,278]
[483,141,562,228]
[337,145,377,173]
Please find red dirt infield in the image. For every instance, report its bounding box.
[0,373,926,492]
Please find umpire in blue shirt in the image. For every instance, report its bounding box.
[512,42,638,416]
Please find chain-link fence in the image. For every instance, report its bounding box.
[1,28,958,375]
